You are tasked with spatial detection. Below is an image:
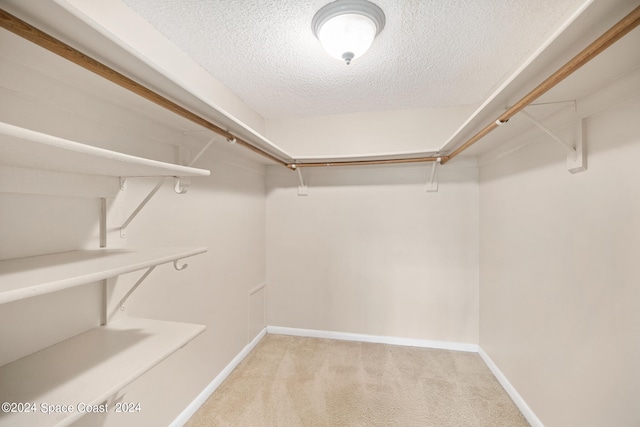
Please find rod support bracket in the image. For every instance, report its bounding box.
[426,157,441,192]
[296,167,308,196]
[117,266,156,313]
[521,110,586,174]
[173,259,188,271]
[174,177,189,194]
[567,119,586,174]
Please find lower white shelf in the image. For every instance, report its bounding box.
[0,316,205,427]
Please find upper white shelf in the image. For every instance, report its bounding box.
[0,316,205,427]
[0,121,210,178]
[0,247,207,305]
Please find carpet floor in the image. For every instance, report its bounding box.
[186,334,530,426]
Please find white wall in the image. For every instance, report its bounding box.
[265,105,476,158]
[479,95,640,427]
[0,28,267,427]
[266,160,479,344]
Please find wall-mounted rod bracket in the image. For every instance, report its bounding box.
[173,259,188,271]
[520,110,586,174]
[190,137,216,164]
[120,177,166,238]
[426,157,442,192]
[529,100,577,112]
[521,110,576,158]
[118,266,156,312]
[174,177,188,194]
[569,119,586,174]
[295,166,308,196]
[113,257,191,316]
[119,138,215,237]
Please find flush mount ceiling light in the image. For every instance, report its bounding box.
[312,0,385,65]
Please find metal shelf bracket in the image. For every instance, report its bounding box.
[119,138,215,238]
[118,266,156,312]
[293,165,308,196]
[116,257,190,313]
[520,110,586,174]
[120,178,165,238]
[426,157,441,192]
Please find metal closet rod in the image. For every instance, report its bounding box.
[0,9,289,168]
[1,6,639,170]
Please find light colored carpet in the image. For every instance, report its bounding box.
[186,334,530,427]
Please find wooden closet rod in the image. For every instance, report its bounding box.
[0,9,289,168]
[441,5,640,164]
[288,155,447,169]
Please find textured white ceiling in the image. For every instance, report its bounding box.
[121,0,585,120]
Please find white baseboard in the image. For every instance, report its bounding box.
[266,325,479,353]
[169,327,267,427]
[478,346,544,427]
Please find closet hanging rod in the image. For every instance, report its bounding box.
[0,9,289,168]
[288,155,447,169]
[442,4,640,164]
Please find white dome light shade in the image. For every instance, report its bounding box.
[312,0,385,65]
[317,14,377,64]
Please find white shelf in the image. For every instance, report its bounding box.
[0,316,205,427]
[0,247,207,305]
[0,121,210,178]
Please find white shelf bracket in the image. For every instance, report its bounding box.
[520,110,586,174]
[569,119,586,174]
[116,259,190,313]
[119,178,127,191]
[119,137,215,237]
[426,157,441,192]
[120,178,166,238]
[529,100,576,112]
[118,266,156,312]
[294,165,308,196]
[187,137,216,166]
